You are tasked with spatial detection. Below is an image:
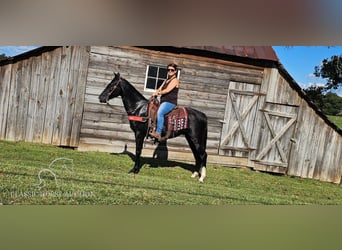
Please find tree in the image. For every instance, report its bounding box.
[314,55,342,90]
[323,92,342,115]
[0,53,9,61]
[304,85,342,115]
[304,85,325,110]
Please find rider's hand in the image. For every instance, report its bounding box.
[153,90,160,96]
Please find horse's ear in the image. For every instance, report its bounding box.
[113,72,120,78]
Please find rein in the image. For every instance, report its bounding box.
[127,97,157,123]
[105,78,121,109]
[128,115,147,122]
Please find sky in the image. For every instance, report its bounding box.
[1,46,342,95]
[273,46,342,95]
[0,46,39,57]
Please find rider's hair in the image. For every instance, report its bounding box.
[167,63,178,72]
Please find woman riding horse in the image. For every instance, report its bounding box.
[150,63,179,140]
[98,71,208,183]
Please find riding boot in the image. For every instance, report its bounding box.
[149,131,161,140]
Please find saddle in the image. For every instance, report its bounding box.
[147,97,189,140]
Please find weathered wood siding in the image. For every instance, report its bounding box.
[79,46,264,156]
[78,46,341,183]
[259,68,342,183]
[0,46,89,147]
[246,67,301,174]
[1,45,341,183]
[288,99,342,183]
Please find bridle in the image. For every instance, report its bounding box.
[105,77,121,109]
[103,76,149,123]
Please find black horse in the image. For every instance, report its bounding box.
[99,73,208,182]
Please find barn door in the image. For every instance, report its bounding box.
[219,81,264,157]
[251,102,298,170]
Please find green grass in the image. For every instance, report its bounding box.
[328,115,342,129]
[1,140,342,204]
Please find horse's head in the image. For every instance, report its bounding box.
[99,72,122,103]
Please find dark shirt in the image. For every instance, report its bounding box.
[160,78,178,105]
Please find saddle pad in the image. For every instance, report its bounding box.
[167,107,189,132]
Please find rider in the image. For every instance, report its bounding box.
[150,63,179,140]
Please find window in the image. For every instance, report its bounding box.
[144,65,180,92]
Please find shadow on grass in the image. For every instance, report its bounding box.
[111,142,196,173]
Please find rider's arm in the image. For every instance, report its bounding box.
[159,78,179,95]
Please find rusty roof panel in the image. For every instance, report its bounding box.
[184,46,279,62]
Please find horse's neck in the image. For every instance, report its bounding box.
[120,80,147,115]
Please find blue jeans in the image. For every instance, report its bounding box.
[156,102,176,134]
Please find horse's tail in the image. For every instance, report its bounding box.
[198,110,208,146]
[188,107,208,160]
[190,108,208,182]
[200,111,208,164]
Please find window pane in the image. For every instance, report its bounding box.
[148,66,158,77]
[146,77,156,89]
[159,68,167,79]
[145,65,180,91]
[156,79,164,89]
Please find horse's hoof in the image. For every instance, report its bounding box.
[128,168,139,174]
[199,179,204,184]
[191,172,199,178]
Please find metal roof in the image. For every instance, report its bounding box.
[0,46,279,66]
[184,46,279,62]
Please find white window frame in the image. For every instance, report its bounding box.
[144,65,180,92]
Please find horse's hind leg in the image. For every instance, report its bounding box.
[198,153,207,183]
[198,169,206,183]
[185,134,207,183]
[185,135,200,177]
[196,147,207,183]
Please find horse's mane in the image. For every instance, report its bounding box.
[118,76,148,116]
[120,77,147,102]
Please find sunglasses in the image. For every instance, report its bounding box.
[167,68,176,72]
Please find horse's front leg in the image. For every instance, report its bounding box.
[128,131,145,174]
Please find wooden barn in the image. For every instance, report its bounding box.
[0,46,341,183]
